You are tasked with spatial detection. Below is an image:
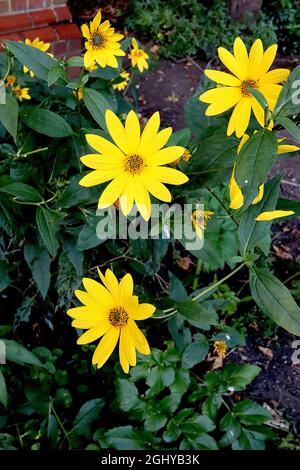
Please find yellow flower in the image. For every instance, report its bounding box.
[74,86,83,101]
[214,340,227,358]
[199,37,290,137]
[13,85,31,101]
[171,148,191,167]
[191,209,214,240]
[255,210,295,221]
[81,10,125,69]
[67,268,155,373]
[128,38,149,73]
[79,110,188,220]
[24,38,51,77]
[6,75,16,87]
[112,70,130,91]
[86,62,98,72]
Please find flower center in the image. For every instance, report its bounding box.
[241,79,259,97]
[124,155,144,174]
[108,306,129,328]
[91,33,105,48]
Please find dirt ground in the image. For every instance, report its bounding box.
[138,59,300,432]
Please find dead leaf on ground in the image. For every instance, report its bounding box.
[258,346,274,359]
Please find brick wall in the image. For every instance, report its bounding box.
[0,0,82,57]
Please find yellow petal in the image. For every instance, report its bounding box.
[85,134,124,159]
[278,144,300,154]
[84,50,94,68]
[72,319,101,329]
[261,68,290,84]
[132,37,138,49]
[81,23,90,39]
[227,98,251,138]
[130,303,156,320]
[145,146,184,166]
[204,88,242,115]
[92,327,120,367]
[229,164,244,209]
[80,154,122,170]
[260,44,277,75]
[248,39,264,80]
[204,69,241,86]
[98,173,129,208]
[102,269,120,298]
[255,210,295,221]
[128,319,150,355]
[90,10,101,33]
[237,134,249,154]
[141,127,172,157]
[218,46,244,79]
[119,175,135,216]
[133,175,151,220]
[252,184,264,205]
[148,166,188,185]
[82,278,114,308]
[119,273,134,302]
[251,96,265,127]
[124,110,140,154]
[233,37,249,75]
[120,327,136,368]
[95,51,107,68]
[67,306,101,321]
[105,110,128,154]
[139,112,160,153]
[140,170,172,202]
[79,168,120,187]
[77,322,111,345]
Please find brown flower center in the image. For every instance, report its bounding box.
[109,306,129,328]
[91,33,105,48]
[124,155,144,174]
[241,79,259,96]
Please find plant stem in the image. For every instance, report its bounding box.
[192,262,246,302]
[152,310,177,320]
[51,404,71,449]
[0,52,13,88]
[208,188,239,226]
[192,259,202,290]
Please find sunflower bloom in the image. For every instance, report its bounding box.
[112,70,130,91]
[80,109,188,220]
[129,38,149,73]
[67,269,155,373]
[199,37,290,137]
[6,75,16,87]
[214,340,227,358]
[24,38,51,77]
[191,209,214,240]
[81,10,125,69]
[13,85,31,101]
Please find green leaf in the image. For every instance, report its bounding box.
[234,399,271,425]
[0,370,7,409]
[235,129,277,206]
[219,412,241,447]
[66,56,84,67]
[47,66,67,86]
[77,215,108,251]
[36,207,60,257]
[168,272,188,301]
[250,266,300,335]
[276,197,300,216]
[275,115,300,140]
[146,365,175,394]
[0,182,42,202]
[104,426,154,450]
[6,40,58,82]
[116,379,139,413]
[222,364,261,391]
[0,93,18,142]
[239,175,281,252]
[2,339,44,367]
[181,414,215,434]
[249,87,268,111]
[83,88,111,129]
[273,64,300,117]
[24,242,51,299]
[71,399,104,437]
[55,174,98,208]
[167,128,191,147]
[180,432,218,450]
[20,107,73,137]
[0,262,10,293]
[182,335,209,368]
[176,300,218,328]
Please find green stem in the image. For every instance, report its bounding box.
[18,147,48,157]
[192,262,246,302]
[208,188,239,226]
[0,52,13,88]
[192,259,202,290]
[152,310,177,320]
[51,404,71,449]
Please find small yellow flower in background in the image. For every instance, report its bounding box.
[24,38,51,77]
[171,148,191,167]
[74,86,83,101]
[112,70,130,91]
[67,268,155,373]
[13,85,31,101]
[129,38,149,73]
[199,37,290,137]
[79,109,188,220]
[214,340,227,358]
[255,210,295,221]
[81,10,125,69]
[6,75,16,87]
[85,62,98,72]
[191,209,214,240]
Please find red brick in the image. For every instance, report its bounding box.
[21,26,57,41]
[30,8,56,26]
[0,0,9,15]
[51,40,66,56]
[0,13,33,33]
[52,0,66,4]
[55,23,81,40]
[11,0,27,12]
[54,5,71,21]
[28,0,45,9]
[67,38,82,55]
[0,32,23,41]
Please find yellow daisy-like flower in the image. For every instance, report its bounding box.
[199,37,290,137]
[24,38,51,77]
[67,268,155,373]
[79,109,189,220]
[5,75,16,87]
[128,38,149,73]
[81,10,125,69]
[214,340,227,358]
[13,85,31,101]
[112,70,130,91]
[191,209,214,240]
[171,148,192,167]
